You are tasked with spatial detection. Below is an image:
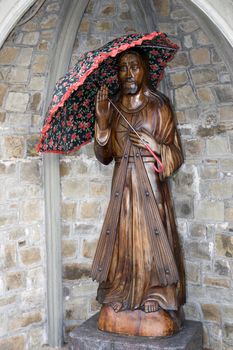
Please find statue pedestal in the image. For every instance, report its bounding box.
[68,313,203,350]
[98,305,183,337]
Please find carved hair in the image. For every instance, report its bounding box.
[117,48,149,83]
[117,48,168,107]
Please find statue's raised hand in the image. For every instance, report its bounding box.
[96,85,111,131]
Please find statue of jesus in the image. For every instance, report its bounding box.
[91,48,185,336]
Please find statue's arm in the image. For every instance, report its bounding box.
[94,122,113,165]
[94,85,113,165]
[158,101,183,179]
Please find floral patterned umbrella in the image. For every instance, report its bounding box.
[37,32,178,154]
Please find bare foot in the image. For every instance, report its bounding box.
[144,301,159,313]
[109,302,123,313]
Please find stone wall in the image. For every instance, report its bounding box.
[62,1,233,349]
[0,0,233,349]
[0,1,63,349]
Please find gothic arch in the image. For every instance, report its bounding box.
[1,0,232,347]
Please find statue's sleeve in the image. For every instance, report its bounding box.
[94,122,113,165]
[156,102,183,179]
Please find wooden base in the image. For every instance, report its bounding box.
[98,305,183,337]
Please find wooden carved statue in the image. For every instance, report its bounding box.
[36,32,185,337]
[91,49,185,337]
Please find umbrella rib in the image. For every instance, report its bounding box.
[139,45,177,51]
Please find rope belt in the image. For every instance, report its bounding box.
[115,155,156,164]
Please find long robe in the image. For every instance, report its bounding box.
[91,90,185,311]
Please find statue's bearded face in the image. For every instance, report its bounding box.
[118,53,145,95]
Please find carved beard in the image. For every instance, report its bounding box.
[121,79,139,95]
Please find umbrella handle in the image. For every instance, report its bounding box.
[144,144,164,173]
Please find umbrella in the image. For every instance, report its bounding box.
[37,32,178,154]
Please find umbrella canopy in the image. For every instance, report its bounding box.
[37,32,178,154]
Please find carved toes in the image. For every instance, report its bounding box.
[144,301,159,313]
[110,302,123,313]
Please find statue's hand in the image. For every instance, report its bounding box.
[96,85,111,130]
[129,129,161,155]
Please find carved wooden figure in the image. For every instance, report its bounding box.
[91,49,185,337]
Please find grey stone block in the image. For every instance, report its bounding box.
[68,313,203,350]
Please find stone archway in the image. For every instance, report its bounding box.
[0,0,232,348]
[41,1,89,346]
[0,0,37,48]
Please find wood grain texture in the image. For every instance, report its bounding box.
[92,52,186,336]
[98,305,183,337]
